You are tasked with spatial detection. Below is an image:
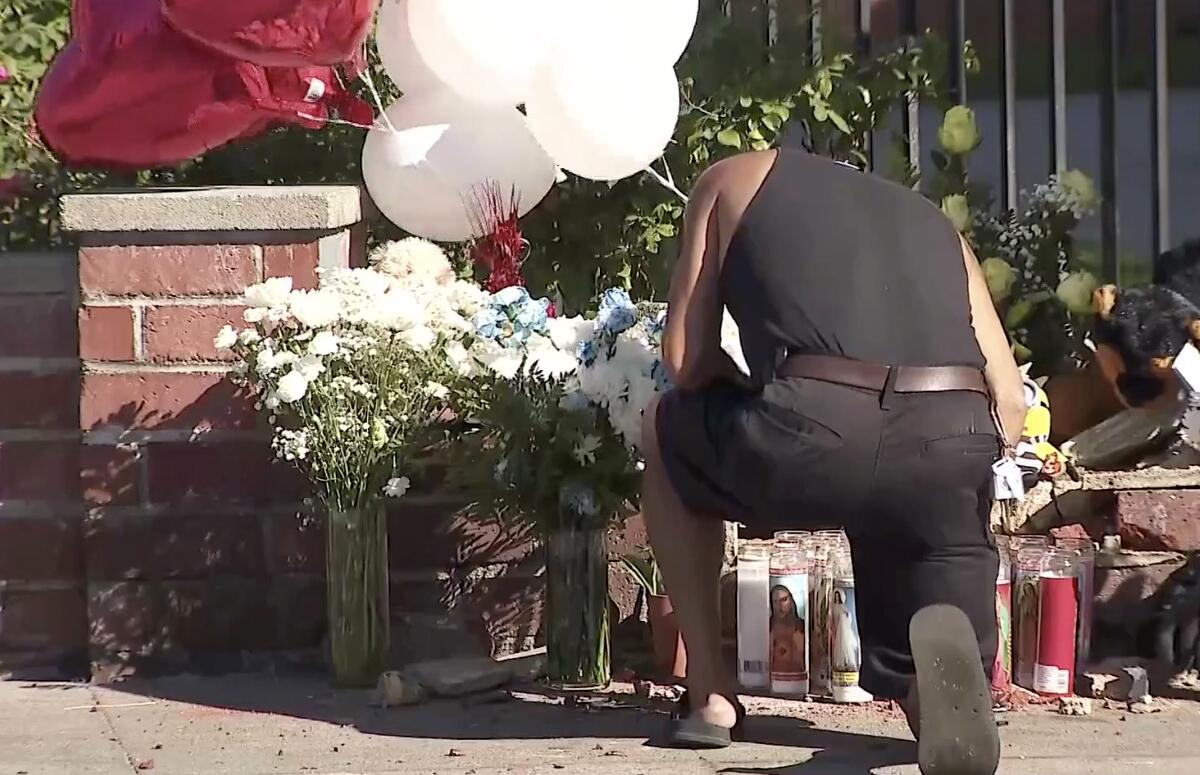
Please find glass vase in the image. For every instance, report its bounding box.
[544,528,611,689]
[326,502,390,687]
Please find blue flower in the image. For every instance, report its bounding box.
[472,307,504,339]
[596,288,637,335]
[513,296,549,333]
[576,338,598,367]
[492,286,529,308]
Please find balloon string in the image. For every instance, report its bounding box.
[358,63,396,133]
[297,112,387,131]
[644,162,689,204]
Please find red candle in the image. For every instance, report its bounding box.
[1034,549,1080,697]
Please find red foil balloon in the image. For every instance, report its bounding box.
[162,0,379,68]
[34,0,371,169]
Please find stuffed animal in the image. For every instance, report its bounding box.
[1091,240,1200,407]
[1014,369,1065,484]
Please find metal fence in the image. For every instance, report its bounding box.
[718,0,1192,284]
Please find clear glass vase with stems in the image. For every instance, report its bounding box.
[544,527,611,689]
[326,501,390,687]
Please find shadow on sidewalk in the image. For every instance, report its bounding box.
[98,673,914,772]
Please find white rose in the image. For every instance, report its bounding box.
[213,325,238,350]
[288,289,341,329]
[308,331,340,357]
[244,276,293,309]
[384,476,412,498]
[276,370,309,403]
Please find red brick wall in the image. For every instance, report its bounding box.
[0,251,85,678]
[2,210,639,679]
[75,233,339,678]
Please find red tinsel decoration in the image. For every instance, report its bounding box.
[469,181,528,294]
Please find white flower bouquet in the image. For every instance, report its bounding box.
[216,238,487,687]
[218,240,486,511]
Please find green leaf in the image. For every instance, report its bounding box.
[716,129,742,149]
[827,110,852,134]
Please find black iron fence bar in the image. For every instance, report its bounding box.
[1100,0,1121,282]
[949,0,968,104]
[999,0,1018,210]
[1152,0,1171,258]
[901,0,920,180]
[856,0,874,170]
[765,0,780,52]
[1049,0,1068,174]
[809,0,824,68]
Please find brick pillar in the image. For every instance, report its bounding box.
[60,187,362,677]
[0,251,84,679]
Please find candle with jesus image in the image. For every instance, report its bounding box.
[769,534,809,696]
[830,552,872,703]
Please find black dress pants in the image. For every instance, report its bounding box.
[657,376,1000,699]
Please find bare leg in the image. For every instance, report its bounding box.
[641,397,738,728]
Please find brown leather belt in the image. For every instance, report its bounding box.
[777,353,989,396]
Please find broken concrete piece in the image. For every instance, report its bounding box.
[378,671,426,707]
[1122,667,1152,705]
[1057,697,1092,716]
[404,657,513,698]
[1127,697,1156,714]
[496,650,546,683]
[1078,672,1119,699]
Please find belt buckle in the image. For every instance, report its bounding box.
[880,365,898,410]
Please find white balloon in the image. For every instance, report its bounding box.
[362,93,557,242]
[375,0,439,95]
[554,0,699,66]
[408,0,551,107]
[526,45,681,182]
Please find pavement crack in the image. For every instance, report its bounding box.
[88,686,142,774]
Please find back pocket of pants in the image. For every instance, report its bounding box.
[922,433,1000,457]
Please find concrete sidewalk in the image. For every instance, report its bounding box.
[2,675,1199,775]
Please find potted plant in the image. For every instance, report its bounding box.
[621,550,687,681]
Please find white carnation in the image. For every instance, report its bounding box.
[308,331,340,356]
[370,238,455,287]
[213,325,237,350]
[276,370,309,403]
[546,315,594,352]
[244,276,293,309]
[445,341,474,376]
[243,307,268,324]
[288,289,341,329]
[526,339,579,380]
[238,329,261,345]
[401,325,436,352]
[294,354,325,382]
[473,341,522,380]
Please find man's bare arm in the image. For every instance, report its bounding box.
[962,238,1026,446]
[661,167,726,389]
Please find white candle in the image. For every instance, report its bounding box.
[737,545,771,689]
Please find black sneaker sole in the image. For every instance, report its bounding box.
[910,604,1001,775]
